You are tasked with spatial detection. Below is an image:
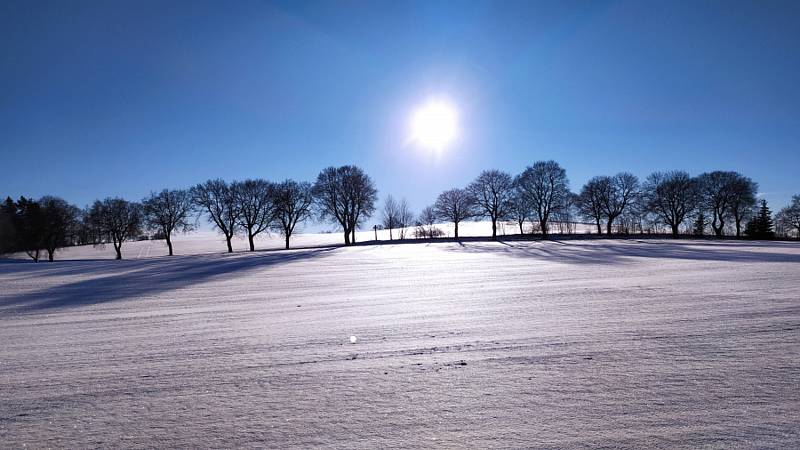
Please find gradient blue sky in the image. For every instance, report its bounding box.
[2,0,799,226]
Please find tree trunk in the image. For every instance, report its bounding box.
[491,219,497,240]
[735,220,742,237]
[454,221,459,239]
[596,219,602,235]
[518,219,524,235]
[48,249,54,261]
[712,218,723,237]
[115,244,122,260]
[343,228,351,245]
[285,234,290,250]
[248,233,255,252]
[541,220,548,237]
[226,236,233,253]
[606,218,614,235]
[389,228,393,240]
[671,223,680,237]
[166,235,173,256]
[351,227,356,244]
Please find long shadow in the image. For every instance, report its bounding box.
[0,247,337,313]
[445,239,800,266]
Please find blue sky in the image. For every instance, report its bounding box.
[2,0,799,224]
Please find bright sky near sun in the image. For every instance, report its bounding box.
[410,99,459,153]
[1,0,799,220]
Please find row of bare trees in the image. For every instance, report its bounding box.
[410,161,574,239]
[1,165,376,261]
[409,162,789,240]
[3,162,799,261]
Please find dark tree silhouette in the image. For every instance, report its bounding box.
[467,169,514,240]
[381,195,400,240]
[776,195,800,239]
[693,212,707,236]
[745,200,774,239]
[271,180,313,249]
[0,198,15,255]
[40,196,80,261]
[728,175,758,237]
[142,189,194,256]
[553,192,578,235]
[2,197,46,261]
[698,171,738,237]
[233,179,275,252]
[600,172,639,234]
[191,179,240,253]
[312,165,377,245]
[87,197,142,260]
[434,188,476,239]
[576,177,607,234]
[643,171,700,237]
[509,188,531,235]
[515,160,570,237]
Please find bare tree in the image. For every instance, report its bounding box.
[509,188,531,235]
[142,189,194,256]
[697,171,737,237]
[467,170,514,240]
[396,198,413,239]
[729,175,758,237]
[191,179,239,253]
[553,192,578,234]
[776,195,800,239]
[381,195,400,240]
[515,160,570,237]
[40,196,80,261]
[643,171,700,237]
[434,188,476,239]
[416,206,440,239]
[576,177,607,234]
[619,195,647,234]
[600,172,640,234]
[233,179,275,252]
[87,197,142,260]
[312,165,378,245]
[271,180,314,249]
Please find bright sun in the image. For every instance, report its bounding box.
[410,100,459,151]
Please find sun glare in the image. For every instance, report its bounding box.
[410,100,459,151]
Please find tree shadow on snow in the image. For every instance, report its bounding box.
[0,247,337,313]
[447,239,800,266]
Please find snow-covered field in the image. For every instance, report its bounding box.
[1,238,799,447]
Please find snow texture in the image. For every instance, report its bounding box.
[1,238,799,448]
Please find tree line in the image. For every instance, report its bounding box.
[2,162,799,261]
[0,166,372,261]
[385,162,800,243]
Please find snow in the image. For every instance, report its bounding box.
[1,238,799,447]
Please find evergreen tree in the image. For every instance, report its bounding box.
[756,200,774,238]
[745,200,774,239]
[692,212,707,236]
[0,197,18,254]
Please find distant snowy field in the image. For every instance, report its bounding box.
[1,238,799,447]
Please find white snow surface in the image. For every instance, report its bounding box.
[1,238,799,448]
